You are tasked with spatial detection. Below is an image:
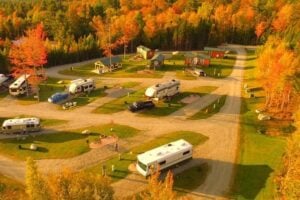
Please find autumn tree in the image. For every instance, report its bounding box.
[140,170,177,200]
[26,157,49,200]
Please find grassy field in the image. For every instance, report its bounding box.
[0,123,139,160]
[201,54,237,78]
[188,95,227,120]
[0,174,26,199]
[232,50,287,200]
[59,58,164,78]
[86,131,208,181]
[94,86,217,116]
[174,163,210,191]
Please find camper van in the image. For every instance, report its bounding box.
[145,79,180,99]
[136,139,193,176]
[9,74,30,96]
[68,78,95,94]
[1,117,41,134]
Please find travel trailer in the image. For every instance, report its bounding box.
[9,74,30,96]
[68,78,95,94]
[0,74,8,86]
[1,117,41,134]
[136,139,193,176]
[145,79,180,100]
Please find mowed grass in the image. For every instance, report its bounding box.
[0,174,26,199]
[94,86,217,116]
[0,123,139,160]
[201,54,237,78]
[86,131,208,181]
[174,163,210,191]
[232,50,287,200]
[59,58,164,78]
[188,95,227,120]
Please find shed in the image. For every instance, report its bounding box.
[184,53,211,67]
[94,56,122,74]
[204,47,225,58]
[137,45,154,59]
[149,53,165,69]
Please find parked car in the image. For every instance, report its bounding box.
[48,92,69,104]
[194,69,207,77]
[128,101,155,112]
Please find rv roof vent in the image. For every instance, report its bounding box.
[168,143,172,147]
[172,79,175,82]
[157,152,162,156]
[155,84,160,87]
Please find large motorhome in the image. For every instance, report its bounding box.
[68,78,95,94]
[1,117,41,134]
[9,74,30,96]
[136,139,193,176]
[145,79,180,100]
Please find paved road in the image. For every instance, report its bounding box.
[0,45,247,199]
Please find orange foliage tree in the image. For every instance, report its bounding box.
[8,23,47,96]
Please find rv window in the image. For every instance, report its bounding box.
[84,86,88,89]
[159,160,166,165]
[26,124,31,128]
[31,124,35,128]
[89,85,93,88]
[137,160,147,171]
[183,151,190,155]
[7,126,11,129]
[2,127,5,129]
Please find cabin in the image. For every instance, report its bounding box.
[204,47,225,58]
[136,139,193,176]
[137,45,154,59]
[1,117,41,134]
[9,74,30,96]
[184,53,211,67]
[94,56,122,74]
[145,79,180,100]
[148,53,165,69]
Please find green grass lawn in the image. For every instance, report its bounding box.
[188,95,227,120]
[86,131,208,182]
[232,50,287,200]
[201,54,237,78]
[94,86,217,116]
[0,174,26,199]
[174,163,210,191]
[0,92,7,99]
[0,124,139,160]
[59,58,164,79]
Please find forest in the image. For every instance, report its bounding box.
[0,0,299,72]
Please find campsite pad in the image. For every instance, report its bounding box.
[180,95,201,104]
[89,136,117,149]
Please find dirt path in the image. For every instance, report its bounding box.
[0,45,246,199]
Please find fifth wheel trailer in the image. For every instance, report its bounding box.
[145,79,180,100]
[136,139,192,176]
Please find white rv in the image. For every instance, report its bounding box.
[145,79,180,99]
[68,78,95,94]
[136,139,193,176]
[0,74,8,86]
[9,74,30,96]
[1,117,41,134]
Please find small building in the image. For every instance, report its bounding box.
[204,47,225,58]
[137,45,154,60]
[149,53,164,69]
[184,53,211,67]
[94,56,122,74]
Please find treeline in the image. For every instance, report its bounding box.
[0,0,298,72]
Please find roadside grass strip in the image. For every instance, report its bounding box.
[232,50,287,200]
[0,124,139,160]
[188,95,227,120]
[86,131,208,182]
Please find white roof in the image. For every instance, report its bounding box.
[70,78,94,85]
[146,79,180,94]
[9,74,30,89]
[137,139,192,165]
[2,117,40,127]
[0,74,8,85]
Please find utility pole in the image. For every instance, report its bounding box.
[109,24,112,72]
